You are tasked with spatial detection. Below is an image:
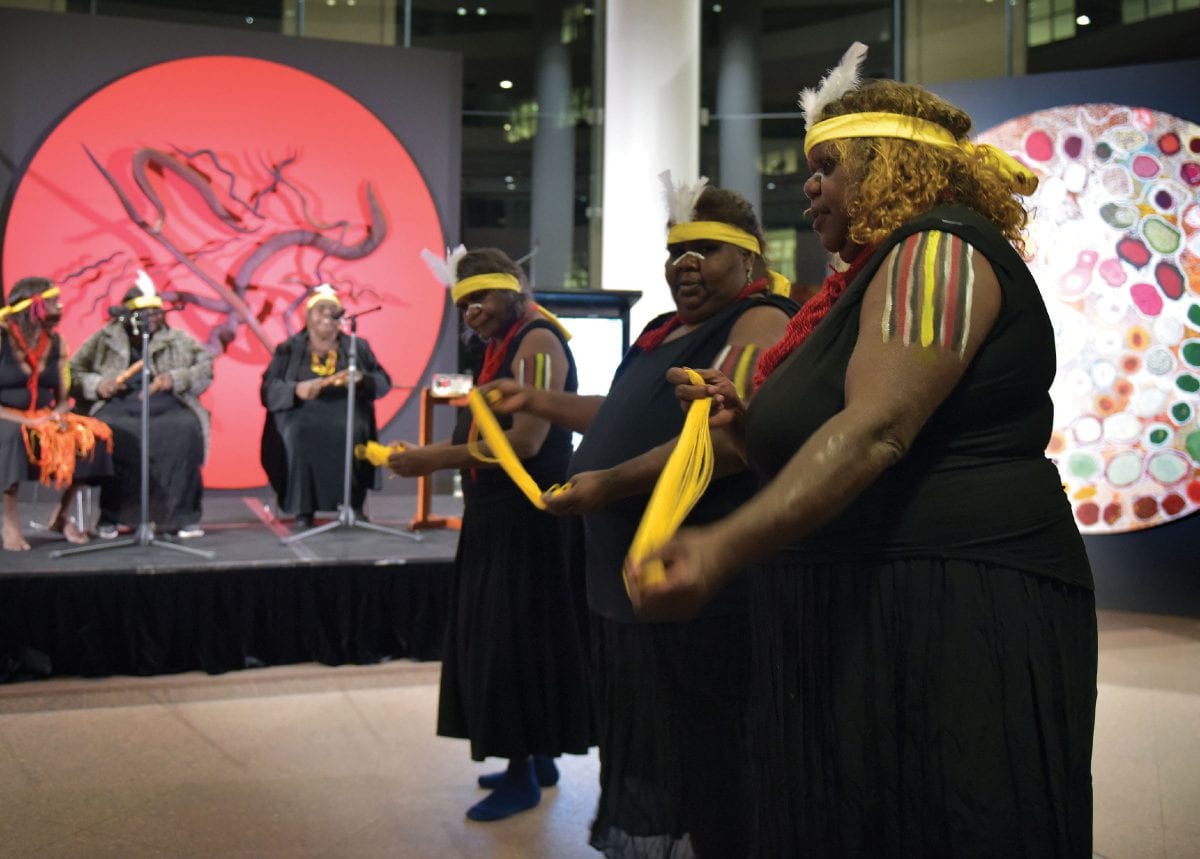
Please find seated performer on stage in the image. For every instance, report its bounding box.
[1,277,112,551]
[259,285,392,528]
[70,274,212,540]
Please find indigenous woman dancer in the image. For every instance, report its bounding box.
[486,179,795,857]
[1,277,110,551]
[634,44,1096,857]
[387,247,593,822]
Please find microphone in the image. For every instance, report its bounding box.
[342,304,382,322]
[107,305,128,320]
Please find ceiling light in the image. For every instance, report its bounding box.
[477,6,488,14]
[1076,14,1090,25]
[499,80,513,90]
[456,7,467,15]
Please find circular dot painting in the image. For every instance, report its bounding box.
[977,104,1200,534]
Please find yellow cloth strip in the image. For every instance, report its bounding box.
[804,111,1038,194]
[354,440,404,467]
[451,272,521,304]
[0,286,60,321]
[465,387,548,509]
[768,269,792,297]
[625,367,714,590]
[667,221,761,255]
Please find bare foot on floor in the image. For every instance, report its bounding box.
[63,519,90,545]
[3,521,30,551]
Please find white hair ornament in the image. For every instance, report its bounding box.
[419,244,470,288]
[134,269,157,299]
[659,170,709,225]
[798,41,869,130]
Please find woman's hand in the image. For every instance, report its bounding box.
[666,366,746,430]
[295,379,326,401]
[478,379,535,414]
[625,526,735,621]
[148,372,174,394]
[19,412,56,429]
[386,445,442,478]
[95,377,124,399]
[542,470,614,515]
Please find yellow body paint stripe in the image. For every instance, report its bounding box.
[920,230,940,348]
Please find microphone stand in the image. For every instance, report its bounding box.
[284,307,421,545]
[52,312,214,560]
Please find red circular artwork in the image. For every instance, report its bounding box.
[2,55,446,488]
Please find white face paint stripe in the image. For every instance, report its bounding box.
[669,250,706,267]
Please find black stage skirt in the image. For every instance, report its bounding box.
[437,490,594,761]
[589,611,753,859]
[95,397,203,531]
[747,554,1097,858]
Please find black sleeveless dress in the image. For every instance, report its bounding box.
[0,331,60,489]
[436,319,594,761]
[569,292,797,858]
[743,206,1096,857]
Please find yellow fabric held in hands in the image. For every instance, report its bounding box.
[354,440,404,467]
[625,367,714,590]
[465,387,549,509]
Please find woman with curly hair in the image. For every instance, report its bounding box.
[1,277,110,550]
[629,45,1096,857]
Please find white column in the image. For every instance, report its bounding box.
[600,0,700,335]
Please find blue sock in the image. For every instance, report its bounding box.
[466,759,541,822]
[478,755,559,789]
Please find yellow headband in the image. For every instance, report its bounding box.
[305,288,342,311]
[0,286,60,321]
[667,221,762,256]
[666,222,793,296]
[125,294,164,311]
[805,111,1038,195]
[451,272,522,305]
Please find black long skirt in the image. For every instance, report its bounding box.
[95,397,203,531]
[272,395,376,516]
[748,554,1097,858]
[0,420,27,491]
[437,490,594,761]
[589,611,753,859]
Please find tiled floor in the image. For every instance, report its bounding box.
[0,609,1197,858]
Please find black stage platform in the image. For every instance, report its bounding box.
[0,488,462,683]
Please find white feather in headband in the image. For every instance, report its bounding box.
[419,244,470,287]
[134,269,157,299]
[798,41,869,130]
[659,170,709,225]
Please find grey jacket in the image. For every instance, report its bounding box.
[69,321,214,457]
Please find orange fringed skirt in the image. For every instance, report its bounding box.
[20,410,114,489]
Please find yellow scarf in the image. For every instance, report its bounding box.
[624,367,714,589]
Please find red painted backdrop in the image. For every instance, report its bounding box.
[2,55,446,488]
